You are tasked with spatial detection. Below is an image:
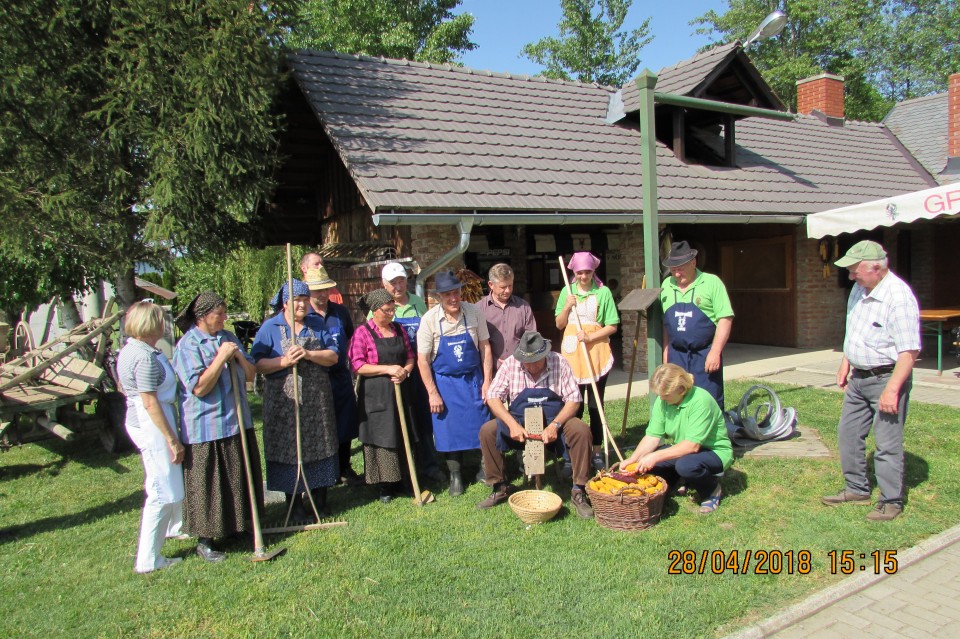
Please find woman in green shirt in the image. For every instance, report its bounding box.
[620,363,732,514]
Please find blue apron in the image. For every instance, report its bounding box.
[494,387,567,454]
[431,314,488,452]
[316,305,359,443]
[665,288,725,409]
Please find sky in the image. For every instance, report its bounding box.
[454,0,731,77]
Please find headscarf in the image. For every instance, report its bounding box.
[358,288,393,316]
[175,291,225,333]
[566,251,603,287]
[268,279,311,312]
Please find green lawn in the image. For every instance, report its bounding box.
[2,380,958,639]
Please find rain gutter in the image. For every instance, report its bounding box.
[372,212,805,226]
[403,217,474,299]
[654,93,796,121]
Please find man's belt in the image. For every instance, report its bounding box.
[852,365,895,378]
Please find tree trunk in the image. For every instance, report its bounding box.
[112,265,137,310]
[59,294,83,330]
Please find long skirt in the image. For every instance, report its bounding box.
[182,429,263,539]
[266,456,338,494]
[363,444,403,484]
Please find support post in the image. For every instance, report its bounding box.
[637,70,663,386]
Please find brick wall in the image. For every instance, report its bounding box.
[410,223,467,303]
[795,236,847,348]
[796,74,845,119]
[618,223,651,373]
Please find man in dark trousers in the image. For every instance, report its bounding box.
[660,241,734,409]
[476,331,594,519]
[821,240,920,521]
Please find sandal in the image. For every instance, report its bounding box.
[699,485,722,515]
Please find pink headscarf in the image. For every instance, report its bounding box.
[566,252,603,288]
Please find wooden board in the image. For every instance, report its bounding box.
[523,407,545,476]
[0,385,92,410]
[39,356,105,392]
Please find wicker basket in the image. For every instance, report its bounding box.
[508,490,563,524]
[587,475,668,531]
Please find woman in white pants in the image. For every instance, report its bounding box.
[117,301,185,574]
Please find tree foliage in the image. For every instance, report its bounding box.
[521,0,653,86]
[0,0,296,312]
[693,0,960,122]
[289,0,476,63]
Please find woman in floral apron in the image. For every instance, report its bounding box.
[555,252,620,471]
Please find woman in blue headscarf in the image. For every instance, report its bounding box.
[251,279,339,520]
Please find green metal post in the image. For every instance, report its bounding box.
[637,70,663,384]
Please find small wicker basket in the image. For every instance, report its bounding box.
[508,490,563,524]
[587,475,668,531]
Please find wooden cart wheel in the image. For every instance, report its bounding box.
[101,296,118,320]
[12,321,35,359]
[97,391,132,453]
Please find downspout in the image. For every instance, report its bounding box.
[415,217,474,299]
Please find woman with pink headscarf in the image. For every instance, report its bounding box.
[555,252,620,472]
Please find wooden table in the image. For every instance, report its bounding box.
[919,308,960,375]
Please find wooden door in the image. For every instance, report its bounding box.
[719,235,796,347]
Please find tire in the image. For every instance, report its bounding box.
[97,391,132,453]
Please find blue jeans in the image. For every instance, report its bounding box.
[650,446,724,499]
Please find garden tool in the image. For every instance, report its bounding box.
[558,256,624,466]
[395,384,435,505]
[228,360,285,562]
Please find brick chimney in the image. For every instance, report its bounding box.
[949,73,960,159]
[796,73,845,119]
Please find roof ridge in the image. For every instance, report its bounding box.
[288,48,609,90]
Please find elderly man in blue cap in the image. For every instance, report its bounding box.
[821,240,920,521]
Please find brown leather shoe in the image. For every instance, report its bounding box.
[866,502,903,521]
[476,484,510,510]
[821,490,871,506]
[570,488,594,519]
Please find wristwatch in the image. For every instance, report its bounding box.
[549,420,561,430]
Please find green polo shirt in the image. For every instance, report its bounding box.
[554,282,620,326]
[659,270,734,325]
[367,293,427,319]
[647,386,733,469]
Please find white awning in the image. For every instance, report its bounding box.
[806,183,960,239]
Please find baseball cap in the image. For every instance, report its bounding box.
[834,240,887,268]
[381,262,408,282]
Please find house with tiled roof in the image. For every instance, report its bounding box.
[259,44,958,370]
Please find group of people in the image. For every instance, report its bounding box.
[120,237,917,574]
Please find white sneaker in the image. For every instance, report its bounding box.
[135,556,183,574]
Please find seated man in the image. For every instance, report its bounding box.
[477,331,594,518]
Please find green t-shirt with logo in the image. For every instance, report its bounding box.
[659,270,734,325]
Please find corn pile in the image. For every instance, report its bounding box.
[588,463,665,496]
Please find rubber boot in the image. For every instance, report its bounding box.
[285,493,308,523]
[310,487,331,519]
[447,457,464,497]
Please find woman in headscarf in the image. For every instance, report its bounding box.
[172,291,260,563]
[348,289,417,503]
[251,279,339,520]
[555,252,620,472]
[117,301,184,573]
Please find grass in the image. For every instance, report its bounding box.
[2,379,959,639]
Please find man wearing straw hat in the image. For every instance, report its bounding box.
[477,331,594,519]
[659,240,734,409]
[305,265,362,486]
